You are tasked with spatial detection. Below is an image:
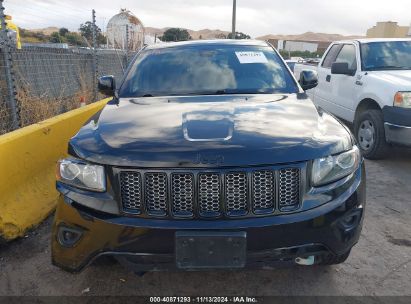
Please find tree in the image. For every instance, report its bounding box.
[160,28,192,42]
[59,27,69,37]
[65,32,85,46]
[79,21,94,41]
[19,28,49,43]
[227,32,251,40]
[79,21,106,46]
[49,32,63,43]
[215,33,227,39]
[279,50,324,60]
[97,33,107,45]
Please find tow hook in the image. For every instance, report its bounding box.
[295,256,315,266]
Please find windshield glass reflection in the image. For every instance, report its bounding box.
[361,41,411,71]
[120,45,298,97]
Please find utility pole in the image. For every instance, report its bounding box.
[231,0,237,39]
[92,9,97,101]
[125,24,129,65]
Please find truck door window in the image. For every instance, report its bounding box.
[321,44,342,68]
[335,44,357,71]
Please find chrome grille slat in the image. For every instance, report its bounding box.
[119,167,302,218]
[120,172,142,213]
[225,172,248,215]
[198,173,221,216]
[172,173,194,217]
[145,173,168,215]
[279,168,300,210]
[252,170,275,212]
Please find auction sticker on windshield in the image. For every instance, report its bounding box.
[235,51,268,64]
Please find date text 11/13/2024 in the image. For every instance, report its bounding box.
[149,297,258,303]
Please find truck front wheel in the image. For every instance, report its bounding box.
[354,109,388,159]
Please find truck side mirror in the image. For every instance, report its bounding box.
[299,70,318,91]
[98,76,116,96]
[331,62,355,76]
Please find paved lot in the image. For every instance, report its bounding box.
[1,148,411,296]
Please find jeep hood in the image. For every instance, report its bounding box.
[69,94,353,167]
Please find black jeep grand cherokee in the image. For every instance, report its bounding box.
[52,40,365,272]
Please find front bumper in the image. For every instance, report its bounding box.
[384,123,411,147]
[52,165,366,273]
[383,106,411,146]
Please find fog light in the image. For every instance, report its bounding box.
[343,215,356,226]
[57,225,83,247]
[339,210,362,231]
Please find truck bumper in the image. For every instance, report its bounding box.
[384,123,411,147]
[383,106,411,147]
[51,166,366,273]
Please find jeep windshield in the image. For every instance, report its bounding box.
[119,44,299,98]
[361,41,411,71]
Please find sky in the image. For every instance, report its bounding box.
[5,0,411,37]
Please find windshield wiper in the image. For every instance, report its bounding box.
[215,90,227,95]
[167,90,230,96]
[205,89,273,95]
[135,89,279,97]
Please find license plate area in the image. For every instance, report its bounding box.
[175,231,247,269]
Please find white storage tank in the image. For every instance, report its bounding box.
[106,9,145,51]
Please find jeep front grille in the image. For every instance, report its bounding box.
[119,172,142,213]
[172,173,194,217]
[198,173,221,216]
[279,168,300,210]
[252,170,275,213]
[145,173,168,216]
[118,166,303,218]
[225,172,248,216]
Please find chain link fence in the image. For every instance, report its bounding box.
[0,47,127,134]
[0,46,129,135]
[0,1,133,135]
[0,50,13,134]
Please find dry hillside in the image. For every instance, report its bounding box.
[29,27,60,35]
[29,26,364,42]
[145,27,230,39]
[257,31,364,41]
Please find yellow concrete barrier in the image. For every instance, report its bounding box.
[0,99,110,241]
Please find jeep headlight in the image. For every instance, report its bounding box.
[394,92,411,108]
[57,159,106,192]
[312,146,360,186]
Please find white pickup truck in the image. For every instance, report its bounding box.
[294,38,411,159]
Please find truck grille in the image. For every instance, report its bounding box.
[118,166,303,218]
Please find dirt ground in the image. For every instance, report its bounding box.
[1,148,410,297]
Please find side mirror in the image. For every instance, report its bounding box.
[98,76,116,96]
[331,62,354,76]
[299,70,318,91]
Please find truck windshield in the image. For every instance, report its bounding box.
[119,44,299,98]
[361,41,411,71]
